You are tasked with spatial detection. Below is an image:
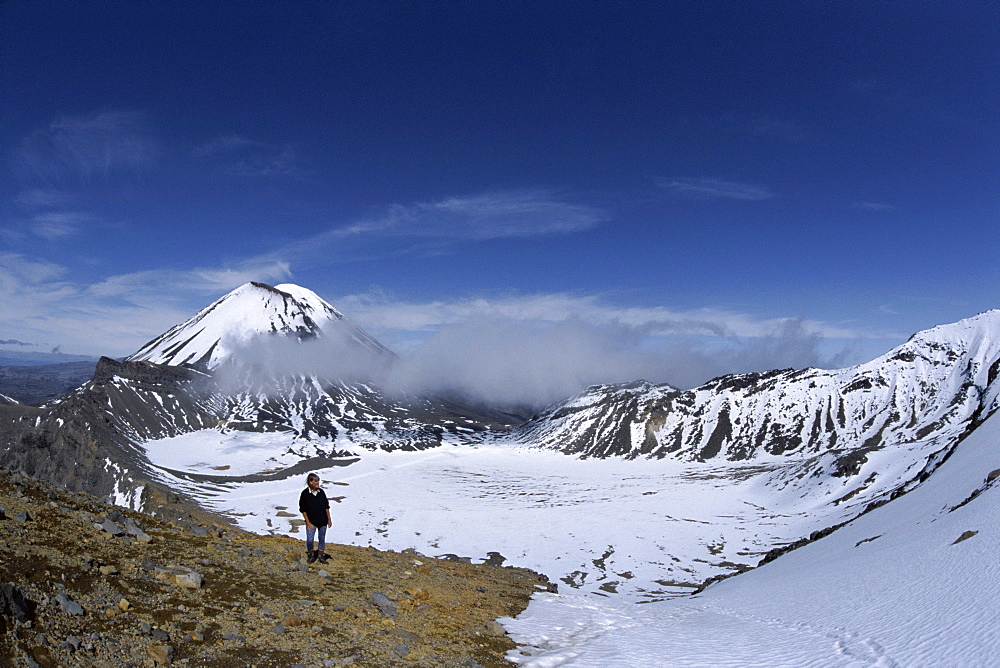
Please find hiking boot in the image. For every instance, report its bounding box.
[318,552,330,564]
[307,551,317,564]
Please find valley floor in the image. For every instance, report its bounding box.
[134,413,1000,665]
[504,411,1000,666]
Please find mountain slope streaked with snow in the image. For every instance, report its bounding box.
[128,282,392,370]
[504,310,1000,465]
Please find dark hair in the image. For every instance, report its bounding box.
[307,473,319,482]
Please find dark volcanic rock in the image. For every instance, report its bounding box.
[0,583,35,631]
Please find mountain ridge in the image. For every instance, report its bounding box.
[498,309,1000,464]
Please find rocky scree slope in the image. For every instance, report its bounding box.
[0,358,223,522]
[0,466,548,668]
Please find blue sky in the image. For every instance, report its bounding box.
[1,2,998,392]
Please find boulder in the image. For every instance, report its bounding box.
[483,621,506,637]
[125,522,152,542]
[154,565,203,589]
[0,583,35,631]
[97,519,125,536]
[54,592,84,616]
[369,592,398,617]
[147,644,173,666]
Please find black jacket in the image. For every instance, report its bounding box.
[298,488,330,527]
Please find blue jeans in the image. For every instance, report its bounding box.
[306,524,327,552]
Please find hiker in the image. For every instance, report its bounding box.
[298,472,332,564]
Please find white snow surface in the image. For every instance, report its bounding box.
[139,409,1000,665]
[502,409,1000,667]
[127,282,389,369]
[143,430,307,477]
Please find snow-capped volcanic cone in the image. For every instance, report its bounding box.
[128,281,392,371]
[114,281,517,450]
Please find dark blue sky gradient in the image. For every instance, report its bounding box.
[1,1,997,382]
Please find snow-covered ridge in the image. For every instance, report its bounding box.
[128,282,391,370]
[501,310,1000,462]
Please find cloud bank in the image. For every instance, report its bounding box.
[374,313,856,408]
[0,243,875,405]
[209,295,865,411]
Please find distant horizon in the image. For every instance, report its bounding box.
[0,349,102,365]
[4,280,997,405]
[3,3,997,389]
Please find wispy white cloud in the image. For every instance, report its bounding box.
[191,133,305,179]
[190,134,262,157]
[29,212,96,239]
[333,190,607,242]
[855,201,898,211]
[9,111,158,245]
[337,291,867,341]
[14,188,73,211]
[225,145,303,179]
[0,253,68,286]
[85,261,292,300]
[661,177,774,201]
[747,116,811,144]
[16,110,156,184]
[261,190,608,269]
[701,113,812,145]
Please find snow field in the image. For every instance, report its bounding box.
[504,411,1000,666]
[139,410,1000,665]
